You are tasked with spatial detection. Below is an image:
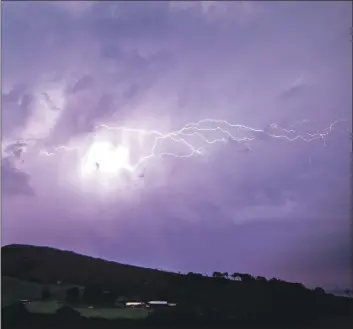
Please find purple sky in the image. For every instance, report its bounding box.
[2,1,352,290]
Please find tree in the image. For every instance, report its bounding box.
[231,272,241,281]
[313,287,325,295]
[82,285,103,305]
[101,290,117,306]
[239,273,254,283]
[65,287,80,305]
[256,276,267,283]
[344,288,352,297]
[41,287,52,300]
[212,271,223,278]
[186,272,204,280]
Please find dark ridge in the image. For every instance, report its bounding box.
[2,244,161,271]
[2,244,353,329]
[2,244,169,289]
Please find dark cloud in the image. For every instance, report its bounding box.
[280,84,306,100]
[96,93,116,115]
[277,223,352,287]
[2,83,26,103]
[41,92,60,111]
[279,76,309,101]
[2,85,34,134]
[1,158,35,197]
[48,48,176,143]
[70,75,95,94]
[4,142,28,158]
[123,82,140,100]
[311,238,352,273]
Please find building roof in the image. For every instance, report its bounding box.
[148,301,168,305]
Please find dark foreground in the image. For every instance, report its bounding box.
[2,303,353,329]
[2,245,353,329]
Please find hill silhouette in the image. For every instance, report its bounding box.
[2,244,167,291]
[2,244,353,328]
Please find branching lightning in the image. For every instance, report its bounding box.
[7,118,349,174]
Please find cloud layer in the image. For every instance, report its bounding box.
[2,1,352,289]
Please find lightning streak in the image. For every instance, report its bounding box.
[9,118,349,173]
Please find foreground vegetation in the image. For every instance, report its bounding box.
[2,244,353,328]
[3,302,353,329]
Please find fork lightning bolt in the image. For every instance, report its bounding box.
[14,118,350,173]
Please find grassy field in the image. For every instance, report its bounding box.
[24,300,151,319]
[2,276,79,307]
[22,300,152,320]
[76,307,152,319]
[5,298,353,327]
[2,276,152,320]
[25,300,62,314]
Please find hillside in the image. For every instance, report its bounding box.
[2,244,170,294]
[2,244,353,328]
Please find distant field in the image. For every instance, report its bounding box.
[2,276,79,307]
[77,307,152,319]
[2,276,152,320]
[25,300,62,313]
[25,301,152,319]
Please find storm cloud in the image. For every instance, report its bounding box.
[1,1,351,290]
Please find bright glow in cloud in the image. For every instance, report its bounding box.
[81,141,131,176]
